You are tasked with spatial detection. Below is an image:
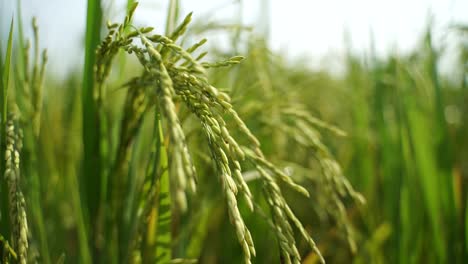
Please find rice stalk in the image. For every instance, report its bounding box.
[89,3,333,262]
[0,18,14,261]
[16,18,51,264]
[4,115,28,264]
[82,1,103,258]
[138,109,172,263]
[109,83,148,258]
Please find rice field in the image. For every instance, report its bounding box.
[0,1,467,263]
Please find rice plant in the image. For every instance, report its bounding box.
[1,0,466,263]
[0,1,363,263]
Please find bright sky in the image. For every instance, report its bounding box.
[1,0,467,75]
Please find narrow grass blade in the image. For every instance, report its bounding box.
[165,0,180,35]
[127,0,137,12]
[466,199,468,254]
[153,183,172,263]
[0,18,14,239]
[143,110,172,263]
[82,0,102,261]
[1,18,13,121]
[15,0,26,81]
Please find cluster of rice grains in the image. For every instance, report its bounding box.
[92,3,358,263]
[3,116,28,264]
[1,17,47,264]
[278,107,365,253]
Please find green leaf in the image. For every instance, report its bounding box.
[2,18,14,121]
[142,110,172,263]
[0,17,13,240]
[165,0,180,35]
[81,0,102,262]
[154,113,172,263]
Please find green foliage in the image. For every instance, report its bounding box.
[0,18,14,261]
[342,30,467,263]
[0,1,467,264]
[82,2,103,261]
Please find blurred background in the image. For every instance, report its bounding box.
[1,0,467,263]
[1,0,467,75]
